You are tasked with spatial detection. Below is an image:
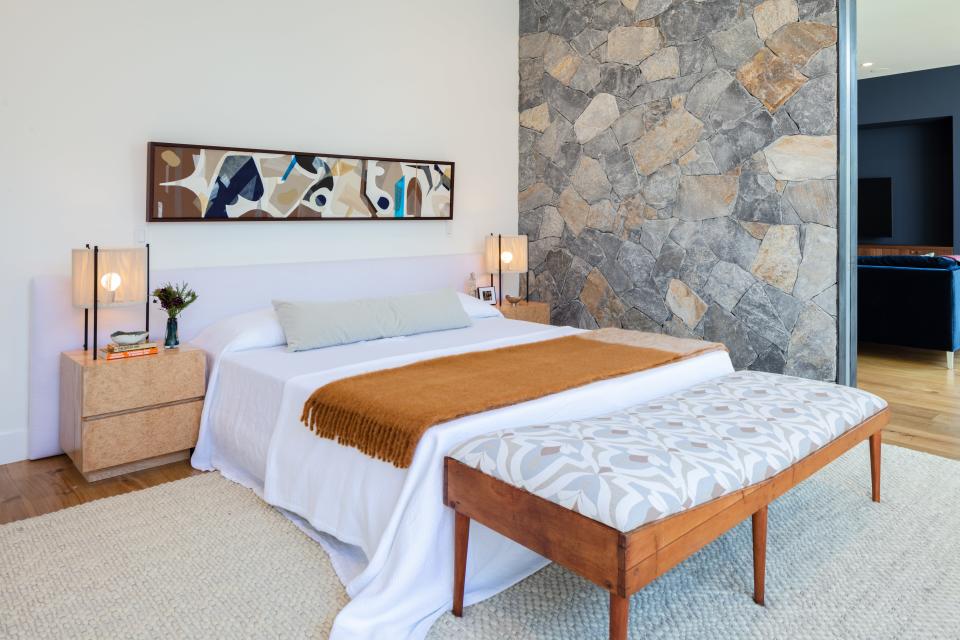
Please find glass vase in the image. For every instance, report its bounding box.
[164,317,179,349]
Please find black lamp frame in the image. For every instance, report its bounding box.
[83,243,150,360]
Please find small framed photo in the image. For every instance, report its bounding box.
[477,286,497,304]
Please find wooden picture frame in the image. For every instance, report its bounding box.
[146,142,455,222]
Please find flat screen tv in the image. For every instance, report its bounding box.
[858,177,893,238]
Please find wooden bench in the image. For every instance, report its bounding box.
[443,371,889,640]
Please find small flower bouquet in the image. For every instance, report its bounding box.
[152,282,198,348]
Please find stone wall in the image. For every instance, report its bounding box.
[519,0,839,380]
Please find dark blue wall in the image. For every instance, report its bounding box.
[859,65,960,252]
[858,119,952,245]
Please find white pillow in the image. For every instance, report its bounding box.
[190,307,286,360]
[457,292,503,319]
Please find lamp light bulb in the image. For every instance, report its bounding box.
[100,272,122,292]
[501,250,514,264]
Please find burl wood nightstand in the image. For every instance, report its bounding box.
[59,345,206,482]
[496,300,551,325]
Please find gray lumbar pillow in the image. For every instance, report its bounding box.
[273,289,472,352]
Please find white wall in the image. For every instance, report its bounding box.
[0,0,519,464]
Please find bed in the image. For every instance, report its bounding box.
[191,308,735,639]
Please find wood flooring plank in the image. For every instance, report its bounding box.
[0,456,201,525]
[0,466,36,522]
[882,432,960,461]
[5,456,82,516]
[859,343,959,461]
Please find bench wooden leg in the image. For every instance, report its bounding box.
[870,431,882,503]
[752,505,767,606]
[609,592,629,640]
[453,511,469,617]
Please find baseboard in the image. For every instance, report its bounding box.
[0,429,28,465]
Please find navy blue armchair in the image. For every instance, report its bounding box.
[858,255,960,368]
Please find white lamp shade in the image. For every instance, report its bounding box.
[484,235,528,274]
[72,247,148,309]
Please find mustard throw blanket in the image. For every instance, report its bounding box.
[301,329,725,468]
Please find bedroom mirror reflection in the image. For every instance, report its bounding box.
[854,0,960,460]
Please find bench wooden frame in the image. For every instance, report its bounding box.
[444,408,889,640]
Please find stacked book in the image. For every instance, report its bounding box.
[99,341,160,360]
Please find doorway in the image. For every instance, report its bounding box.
[839,0,960,458]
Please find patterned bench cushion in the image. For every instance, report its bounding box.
[448,371,887,533]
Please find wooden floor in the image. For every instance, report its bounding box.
[0,455,200,525]
[1,344,955,527]
[858,343,960,460]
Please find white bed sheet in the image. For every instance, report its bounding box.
[192,317,734,639]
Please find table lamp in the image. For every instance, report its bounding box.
[71,245,150,359]
[484,234,529,305]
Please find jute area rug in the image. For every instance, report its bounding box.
[2,444,958,639]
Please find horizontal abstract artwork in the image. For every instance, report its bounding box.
[147,142,454,221]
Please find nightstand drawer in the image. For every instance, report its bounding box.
[80,400,202,472]
[79,350,205,417]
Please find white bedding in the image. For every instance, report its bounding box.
[192,317,734,639]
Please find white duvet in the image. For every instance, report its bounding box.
[192,316,734,639]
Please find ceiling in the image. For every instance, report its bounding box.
[858,0,960,79]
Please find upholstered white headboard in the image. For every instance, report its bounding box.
[28,252,484,459]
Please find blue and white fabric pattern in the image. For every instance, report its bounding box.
[449,371,887,533]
